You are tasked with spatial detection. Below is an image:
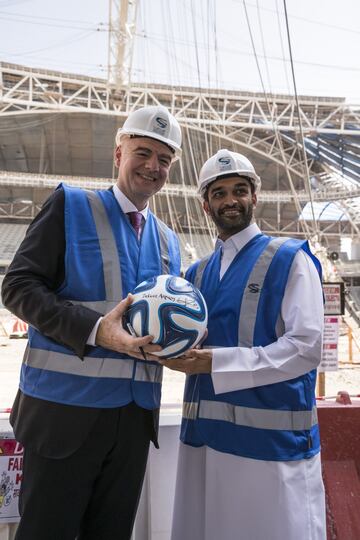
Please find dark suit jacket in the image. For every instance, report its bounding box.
[2,188,158,458]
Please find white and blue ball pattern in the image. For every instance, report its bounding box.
[125,274,208,359]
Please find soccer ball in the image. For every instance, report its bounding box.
[124,274,208,359]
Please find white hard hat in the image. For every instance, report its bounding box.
[198,149,261,196]
[116,105,182,158]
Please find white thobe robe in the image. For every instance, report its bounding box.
[171,223,326,540]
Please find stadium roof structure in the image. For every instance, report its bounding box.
[0,61,360,263]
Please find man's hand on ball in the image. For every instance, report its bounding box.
[159,348,213,374]
[95,294,162,355]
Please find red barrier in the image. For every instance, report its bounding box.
[318,396,360,540]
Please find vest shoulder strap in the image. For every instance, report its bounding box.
[193,253,212,289]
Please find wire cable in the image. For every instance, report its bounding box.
[256,0,272,93]
[282,0,318,237]
[274,0,291,94]
[242,0,314,240]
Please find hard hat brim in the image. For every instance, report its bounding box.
[116,128,182,159]
[199,171,261,196]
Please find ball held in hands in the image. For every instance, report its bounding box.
[123,275,208,359]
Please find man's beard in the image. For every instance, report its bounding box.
[209,203,254,236]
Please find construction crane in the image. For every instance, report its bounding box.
[107,0,138,88]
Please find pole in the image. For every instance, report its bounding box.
[349,327,353,364]
[317,372,326,398]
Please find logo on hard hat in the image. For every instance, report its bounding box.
[218,156,232,171]
[155,117,168,130]
[152,116,169,138]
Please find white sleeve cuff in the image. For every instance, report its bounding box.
[211,347,255,394]
[86,317,103,346]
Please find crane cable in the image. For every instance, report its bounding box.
[282,0,319,239]
[242,0,313,240]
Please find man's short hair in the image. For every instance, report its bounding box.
[203,174,255,201]
[117,134,175,155]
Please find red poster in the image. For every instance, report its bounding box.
[0,439,23,523]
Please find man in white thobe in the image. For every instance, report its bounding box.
[158,149,326,540]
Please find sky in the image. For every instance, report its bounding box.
[0,0,359,102]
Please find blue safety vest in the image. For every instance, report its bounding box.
[20,184,181,409]
[181,234,322,461]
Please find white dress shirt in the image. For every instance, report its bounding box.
[112,184,149,221]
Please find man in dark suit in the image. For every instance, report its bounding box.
[1,105,182,540]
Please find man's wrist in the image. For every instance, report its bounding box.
[87,317,103,346]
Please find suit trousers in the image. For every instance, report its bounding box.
[15,402,151,540]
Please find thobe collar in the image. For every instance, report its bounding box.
[215,222,261,279]
[215,222,261,255]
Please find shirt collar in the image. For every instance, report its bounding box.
[113,184,149,220]
[215,222,261,253]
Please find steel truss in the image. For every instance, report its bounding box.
[1,170,360,203]
[1,62,359,134]
[0,170,358,239]
[1,62,360,238]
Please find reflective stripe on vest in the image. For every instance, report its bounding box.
[183,400,318,431]
[71,299,117,315]
[135,362,163,383]
[154,216,171,274]
[24,347,134,379]
[183,401,199,420]
[238,237,288,347]
[89,190,171,279]
[192,237,289,349]
[86,190,123,302]
[194,254,212,290]
[24,347,162,384]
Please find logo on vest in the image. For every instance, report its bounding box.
[248,283,260,293]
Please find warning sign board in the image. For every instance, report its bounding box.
[319,316,340,372]
[323,282,345,316]
[0,438,23,523]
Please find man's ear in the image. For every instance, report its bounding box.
[252,193,257,208]
[203,199,210,215]
[114,146,121,168]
